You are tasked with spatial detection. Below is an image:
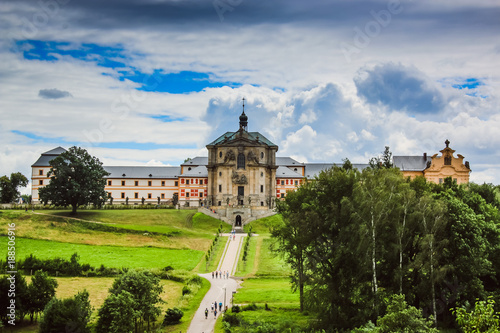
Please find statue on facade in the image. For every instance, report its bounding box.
[226,197,230,205]
[231,171,248,184]
[247,151,259,164]
[248,196,252,205]
[224,150,236,163]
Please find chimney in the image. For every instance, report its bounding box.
[423,152,427,160]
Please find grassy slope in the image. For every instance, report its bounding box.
[1,237,203,270]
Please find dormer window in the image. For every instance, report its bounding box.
[444,155,451,165]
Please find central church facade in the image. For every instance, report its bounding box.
[31,105,471,226]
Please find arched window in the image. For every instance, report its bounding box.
[444,155,451,165]
[237,153,245,169]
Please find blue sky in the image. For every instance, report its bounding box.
[1,0,500,192]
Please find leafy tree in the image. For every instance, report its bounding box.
[0,172,28,203]
[97,269,163,333]
[376,294,438,333]
[27,270,58,322]
[454,297,500,332]
[162,307,184,326]
[39,290,92,333]
[351,167,401,317]
[96,291,137,333]
[413,194,447,326]
[38,146,110,215]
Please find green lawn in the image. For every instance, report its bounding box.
[0,237,204,271]
[234,278,298,307]
[255,237,290,277]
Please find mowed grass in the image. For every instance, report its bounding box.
[235,278,299,307]
[0,210,224,251]
[256,237,290,277]
[1,237,204,271]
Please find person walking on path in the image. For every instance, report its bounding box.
[205,308,208,319]
[215,271,218,278]
[214,308,217,318]
[212,271,214,279]
[219,302,222,312]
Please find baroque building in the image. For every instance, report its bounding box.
[31,105,471,225]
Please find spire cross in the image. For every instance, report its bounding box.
[242,97,245,113]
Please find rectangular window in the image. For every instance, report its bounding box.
[39,180,43,185]
[135,181,139,186]
[199,192,203,197]
[148,181,152,186]
[281,180,284,185]
[180,179,184,184]
[39,169,43,175]
[161,181,165,186]
[276,179,280,185]
[204,179,208,185]
[122,180,125,186]
[186,192,190,198]
[161,193,165,199]
[286,179,289,185]
[108,180,112,186]
[134,193,138,199]
[281,193,285,198]
[195,179,198,184]
[186,179,190,185]
[295,180,298,186]
[439,178,443,184]
[175,181,178,186]
[219,184,222,192]
[148,193,152,199]
[121,192,125,199]
[180,189,185,197]
[260,185,264,193]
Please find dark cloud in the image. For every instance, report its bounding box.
[38,88,72,99]
[354,63,445,114]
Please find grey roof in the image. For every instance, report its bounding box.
[182,165,208,177]
[104,166,181,179]
[43,146,67,155]
[181,157,208,166]
[207,131,277,147]
[393,156,431,171]
[303,163,369,179]
[276,157,304,166]
[276,166,303,178]
[32,146,67,166]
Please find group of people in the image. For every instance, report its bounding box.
[212,270,229,279]
[231,229,236,240]
[205,301,227,319]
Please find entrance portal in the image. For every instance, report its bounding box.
[235,215,242,227]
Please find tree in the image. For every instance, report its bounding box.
[38,146,110,215]
[39,290,92,333]
[454,297,500,332]
[0,172,28,203]
[351,168,401,317]
[97,270,163,333]
[162,307,184,326]
[27,270,58,322]
[376,294,438,333]
[96,291,137,333]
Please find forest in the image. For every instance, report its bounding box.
[273,159,500,332]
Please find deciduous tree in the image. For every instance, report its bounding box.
[38,146,109,215]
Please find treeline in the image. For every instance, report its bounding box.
[273,161,500,331]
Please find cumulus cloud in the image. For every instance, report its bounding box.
[38,88,73,99]
[354,63,446,114]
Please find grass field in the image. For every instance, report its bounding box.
[1,236,204,271]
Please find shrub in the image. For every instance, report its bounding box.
[182,286,191,295]
[242,303,258,311]
[231,305,241,313]
[223,312,241,326]
[162,307,184,326]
